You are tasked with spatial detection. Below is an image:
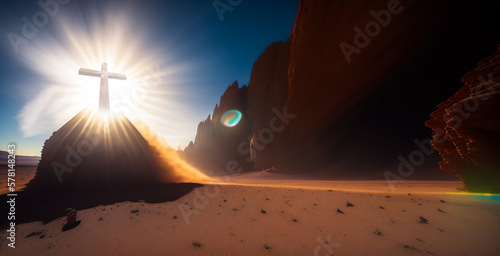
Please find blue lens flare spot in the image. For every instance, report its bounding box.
[221,110,242,127]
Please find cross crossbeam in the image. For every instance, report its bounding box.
[79,63,126,112]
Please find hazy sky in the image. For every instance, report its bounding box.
[0,0,298,156]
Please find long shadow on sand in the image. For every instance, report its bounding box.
[1,183,202,225]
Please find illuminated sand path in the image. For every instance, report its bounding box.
[204,179,500,202]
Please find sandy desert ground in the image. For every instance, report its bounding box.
[1,175,499,256]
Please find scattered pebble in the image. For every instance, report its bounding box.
[346,202,354,207]
[26,231,44,238]
[419,216,428,224]
[379,206,385,209]
[261,209,267,214]
[404,245,420,252]
[337,208,344,214]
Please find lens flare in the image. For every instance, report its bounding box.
[221,110,242,127]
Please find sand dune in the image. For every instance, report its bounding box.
[1,179,499,256]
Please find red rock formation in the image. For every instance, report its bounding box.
[426,46,500,192]
[242,0,452,172]
[273,0,449,170]
[183,0,455,174]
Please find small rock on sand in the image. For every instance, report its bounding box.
[419,216,428,224]
[404,245,420,252]
[62,208,80,231]
[337,208,344,214]
[26,230,44,238]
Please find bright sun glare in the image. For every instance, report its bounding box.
[14,7,200,148]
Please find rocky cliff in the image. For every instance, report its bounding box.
[182,81,252,175]
[182,0,451,174]
[426,46,500,192]
[182,0,499,180]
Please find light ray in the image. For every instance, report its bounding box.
[14,4,202,149]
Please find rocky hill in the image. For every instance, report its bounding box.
[26,108,164,192]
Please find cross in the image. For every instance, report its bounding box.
[79,62,127,113]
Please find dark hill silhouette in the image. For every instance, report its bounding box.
[26,108,164,192]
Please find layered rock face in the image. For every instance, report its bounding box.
[183,0,452,174]
[27,108,164,192]
[426,46,500,192]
